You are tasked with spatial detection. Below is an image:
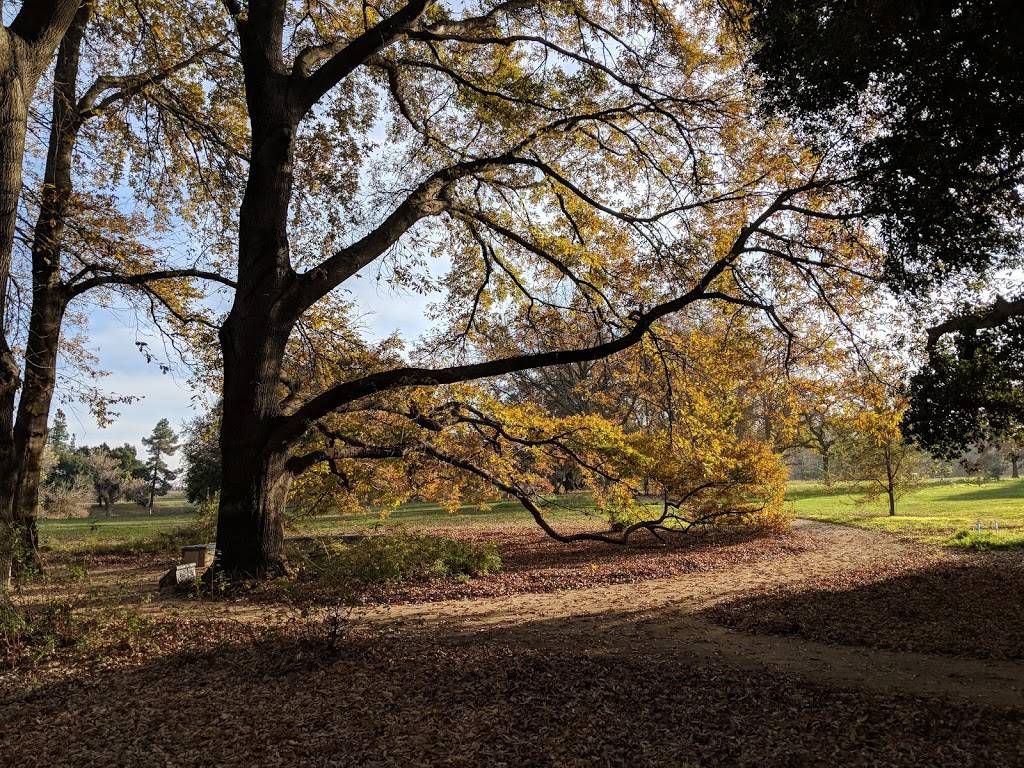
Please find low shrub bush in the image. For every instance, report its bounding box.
[1,596,79,663]
[2,595,156,666]
[302,531,502,586]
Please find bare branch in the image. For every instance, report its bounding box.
[65,268,236,299]
[296,0,432,111]
[77,39,228,120]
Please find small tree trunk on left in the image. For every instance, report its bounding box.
[9,7,88,575]
[11,289,68,572]
[0,34,33,590]
[0,2,81,590]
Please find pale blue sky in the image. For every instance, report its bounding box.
[58,270,438,470]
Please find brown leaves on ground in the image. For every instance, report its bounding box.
[3,620,1023,768]
[269,526,812,606]
[6,522,1024,766]
[705,550,1024,659]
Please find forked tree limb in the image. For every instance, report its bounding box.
[271,179,836,450]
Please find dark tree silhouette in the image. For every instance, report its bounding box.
[734,0,1024,452]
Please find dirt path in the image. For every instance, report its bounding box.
[351,520,1024,708]
[36,520,1022,708]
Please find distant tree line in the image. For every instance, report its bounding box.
[39,412,180,519]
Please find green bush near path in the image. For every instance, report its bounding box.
[945,529,1024,551]
[296,531,503,585]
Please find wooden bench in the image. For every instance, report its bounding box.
[180,543,216,569]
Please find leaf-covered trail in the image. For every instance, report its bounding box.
[7,522,1024,768]
[353,520,1024,708]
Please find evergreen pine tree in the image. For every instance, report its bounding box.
[141,419,179,512]
[48,409,72,455]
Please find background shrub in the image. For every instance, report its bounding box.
[40,476,92,519]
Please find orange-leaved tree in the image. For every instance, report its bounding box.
[206,0,878,578]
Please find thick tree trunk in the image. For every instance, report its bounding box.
[213,432,292,577]
[213,86,302,578]
[214,306,295,577]
[1012,455,1019,479]
[820,450,831,485]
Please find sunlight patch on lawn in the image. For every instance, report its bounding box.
[787,478,1024,547]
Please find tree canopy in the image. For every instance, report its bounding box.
[0,0,958,586]
[732,0,1024,453]
[189,0,886,577]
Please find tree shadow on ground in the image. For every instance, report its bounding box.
[3,604,1023,768]
[704,554,1024,660]
[936,479,1024,502]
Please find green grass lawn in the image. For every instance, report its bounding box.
[39,491,202,554]
[37,491,600,555]
[39,480,1024,555]
[787,478,1024,549]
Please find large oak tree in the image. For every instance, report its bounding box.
[207,0,872,578]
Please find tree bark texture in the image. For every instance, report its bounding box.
[0,0,85,584]
[213,61,303,576]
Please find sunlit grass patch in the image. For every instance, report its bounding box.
[946,528,1024,551]
[787,478,1024,547]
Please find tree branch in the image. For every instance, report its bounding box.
[284,444,404,475]
[926,295,1024,349]
[271,181,822,449]
[77,39,228,119]
[296,0,433,111]
[289,154,526,312]
[65,268,236,299]
[8,0,78,47]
